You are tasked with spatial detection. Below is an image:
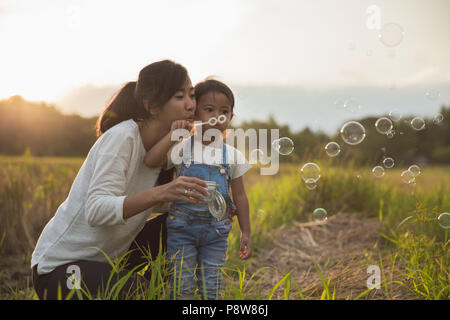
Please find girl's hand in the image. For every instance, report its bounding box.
[228,208,237,222]
[170,120,193,133]
[156,176,209,204]
[239,233,252,260]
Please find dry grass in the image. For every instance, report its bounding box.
[1,157,448,299]
[238,212,419,299]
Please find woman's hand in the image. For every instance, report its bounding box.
[239,232,252,260]
[170,119,193,133]
[155,175,209,204]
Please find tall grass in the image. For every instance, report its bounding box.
[0,155,83,256]
[226,162,450,299]
[231,163,450,252]
[1,155,449,299]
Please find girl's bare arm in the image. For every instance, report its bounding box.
[143,120,192,168]
[231,176,252,259]
[143,131,173,168]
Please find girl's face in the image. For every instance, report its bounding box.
[152,77,196,128]
[195,91,233,132]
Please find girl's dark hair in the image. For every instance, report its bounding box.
[194,79,235,110]
[95,60,186,188]
[95,59,188,137]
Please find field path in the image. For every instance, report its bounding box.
[241,212,417,299]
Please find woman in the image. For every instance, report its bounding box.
[30,60,209,299]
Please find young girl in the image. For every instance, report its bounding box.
[144,79,252,299]
[30,60,210,300]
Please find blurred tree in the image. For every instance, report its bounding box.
[0,96,97,157]
[0,96,449,165]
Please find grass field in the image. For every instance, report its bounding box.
[0,154,448,299]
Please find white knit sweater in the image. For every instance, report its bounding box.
[31,120,162,275]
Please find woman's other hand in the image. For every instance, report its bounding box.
[156,176,208,204]
[170,119,193,133]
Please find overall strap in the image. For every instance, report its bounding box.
[181,135,195,164]
[221,140,227,165]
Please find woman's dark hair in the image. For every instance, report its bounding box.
[194,78,235,111]
[95,59,188,137]
[95,60,186,187]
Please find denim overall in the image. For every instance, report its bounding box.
[166,136,237,300]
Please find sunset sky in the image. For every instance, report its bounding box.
[0,0,449,119]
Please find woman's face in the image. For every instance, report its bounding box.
[156,77,196,128]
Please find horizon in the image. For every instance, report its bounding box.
[3,81,449,136]
[1,0,449,134]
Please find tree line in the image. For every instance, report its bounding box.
[1,95,449,166]
[0,95,98,157]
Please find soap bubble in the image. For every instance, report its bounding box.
[278,137,295,155]
[378,23,404,47]
[375,117,394,135]
[408,165,421,177]
[426,89,440,100]
[305,179,317,190]
[301,162,321,183]
[386,130,395,139]
[340,121,366,145]
[272,137,294,155]
[411,117,425,131]
[372,166,385,178]
[389,109,402,122]
[383,157,395,168]
[437,212,450,229]
[401,170,415,184]
[312,208,328,223]
[325,142,341,157]
[433,113,444,125]
[344,98,361,113]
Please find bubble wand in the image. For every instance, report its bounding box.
[192,115,227,126]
